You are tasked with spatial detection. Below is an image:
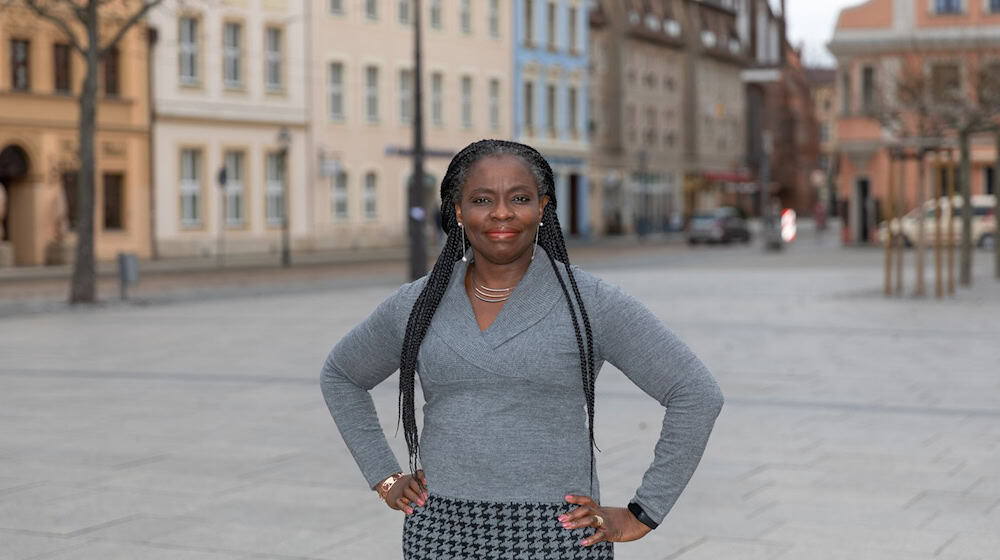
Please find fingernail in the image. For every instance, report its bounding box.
[562,523,571,529]
[565,495,572,500]
[558,515,567,521]
[580,540,587,546]
[418,500,425,506]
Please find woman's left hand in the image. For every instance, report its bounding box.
[559,495,652,546]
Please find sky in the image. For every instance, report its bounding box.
[784,0,866,68]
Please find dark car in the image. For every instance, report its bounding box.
[687,207,751,245]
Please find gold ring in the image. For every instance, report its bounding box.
[594,514,605,527]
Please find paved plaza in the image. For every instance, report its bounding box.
[2,237,999,559]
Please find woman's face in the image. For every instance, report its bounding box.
[454,155,549,266]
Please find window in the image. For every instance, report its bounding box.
[330,0,344,14]
[987,166,996,195]
[568,86,578,135]
[430,0,442,28]
[489,78,500,129]
[934,0,962,14]
[546,83,556,136]
[103,173,124,231]
[461,75,473,127]
[103,46,120,96]
[861,65,875,112]
[931,62,961,103]
[329,62,344,120]
[524,81,534,130]
[399,68,413,123]
[364,172,377,218]
[820,123,830,142]
[266,153,286,226]
[265,27,282,92]
[224,151,245,226]
[10,39,29,91]
[53,43,71,93]
[568,6,578,52]
[61,171,78,231]
[431,72,443,125]
[365,66,379,122]
[223,22,243,88]
[547,2,557,50]
[525,0,534,46]
[365,0,378,20]
[991,0,1000,13]
[399,0,410,24]
[333,171,348,219]
[489,0,500,37]
[180,149,202,227]
[460,0,472,34]
[179,16,199,84]
[841,71,851,114]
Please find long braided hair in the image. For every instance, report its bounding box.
[398,139,599,489]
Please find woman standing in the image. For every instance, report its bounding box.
[321,140,724,559]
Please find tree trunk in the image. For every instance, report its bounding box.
[959,129,972,287]
[915,150,926,297]
[70,12,100,304]
[884,152,895,297]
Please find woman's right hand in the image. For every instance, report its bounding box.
[383,470,428,515]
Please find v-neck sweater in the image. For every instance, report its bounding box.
[320,248,724,525]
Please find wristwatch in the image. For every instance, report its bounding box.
[375,472,404,503]
[627,502,659,530]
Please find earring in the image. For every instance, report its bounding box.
[459,222,468,262]
[531,221,543,261]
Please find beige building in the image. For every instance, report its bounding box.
[0,3,151,266]
[311,0,514,249]
[806,67,837,209]
[148,0,309,258]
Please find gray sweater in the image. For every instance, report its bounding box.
[320,248,724,525]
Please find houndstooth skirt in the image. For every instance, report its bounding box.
[402,494,614,559]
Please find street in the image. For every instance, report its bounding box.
[2,234,999,560]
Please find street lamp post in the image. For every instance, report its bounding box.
[277,126,292,268]
[408,0,427,280]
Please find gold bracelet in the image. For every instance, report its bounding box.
[375,472,404,503]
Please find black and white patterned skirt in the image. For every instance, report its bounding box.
[402,494,614,559]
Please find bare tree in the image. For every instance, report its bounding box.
[935,61,1000,287]
[8,0,164,303]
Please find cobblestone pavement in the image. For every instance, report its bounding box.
[2,234,999,560]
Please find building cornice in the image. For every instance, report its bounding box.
[829,26,1000,56]
[154,101,307,127]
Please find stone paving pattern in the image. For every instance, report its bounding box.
[2,237,999,559]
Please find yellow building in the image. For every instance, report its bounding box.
[0,3,150,267]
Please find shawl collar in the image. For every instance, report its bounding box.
[430,246,564,358]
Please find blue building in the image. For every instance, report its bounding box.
[513,0,590,237]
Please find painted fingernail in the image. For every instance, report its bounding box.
[580,539,587,546]
[558,515,567,521]
[562,523,571,529]
[418,500,425,506]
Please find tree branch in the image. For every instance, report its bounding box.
[22,0,85,53]
[99,0,164,56]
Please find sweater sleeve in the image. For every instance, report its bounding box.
[592,278,724,525]
[320,281,421,490]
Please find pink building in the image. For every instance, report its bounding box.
[829,0,1000,244]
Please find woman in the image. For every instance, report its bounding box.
[321,140,723,559]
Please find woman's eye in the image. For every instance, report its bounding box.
[472,197,490,204]
[513,196,531,203]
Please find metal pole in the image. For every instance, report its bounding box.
[217,166,226,268]
[281,146,291,268]
[934,151,943,298]
[884,149,895,297]
[761,131,780,251]
[408,0,428,280]
[895,150,904,296]
[947,147,955,296]
[915,148,926,298]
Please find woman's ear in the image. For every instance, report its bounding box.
[454,201,463,225]
[538,195,549,219]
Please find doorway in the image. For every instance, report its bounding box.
[0,145,30,265]
[854,177,870,244]
[568,173,580,236]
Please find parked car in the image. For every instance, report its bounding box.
[878,195,996,249]
[687,207,751,245]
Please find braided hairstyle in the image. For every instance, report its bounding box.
[398,139,599,490]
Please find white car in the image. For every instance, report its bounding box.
[879,195,996,249]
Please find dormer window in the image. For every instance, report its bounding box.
[644,13,661,31]
[663,18,680,37]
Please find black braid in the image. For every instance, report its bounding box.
[398,139,598,493]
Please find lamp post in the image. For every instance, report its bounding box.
[277,126,291,268]
[408,0,428,280]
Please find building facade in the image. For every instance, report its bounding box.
[312,0,514,250]
[0,3,151,267]
[829,0,1000,244]
[806,67,837,213]
[147,0,308,259]
[514,0,590,236]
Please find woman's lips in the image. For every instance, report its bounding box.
[485,229,519,240]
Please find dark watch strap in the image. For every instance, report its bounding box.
[627,502,659,530]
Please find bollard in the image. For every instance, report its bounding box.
[117,252,139,301]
